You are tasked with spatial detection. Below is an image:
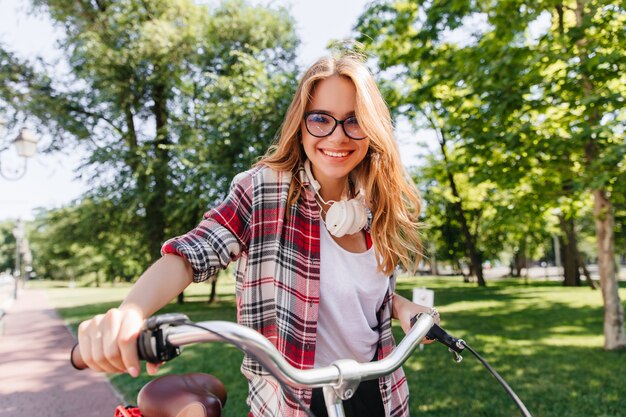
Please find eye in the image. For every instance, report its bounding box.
[345,116,359,127]
[307,113,332,124]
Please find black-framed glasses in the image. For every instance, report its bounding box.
[303,111,367,140]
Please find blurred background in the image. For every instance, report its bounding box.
[0,1,624,416]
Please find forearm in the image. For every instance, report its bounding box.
[392,292,439,334]
[119,254,194,318]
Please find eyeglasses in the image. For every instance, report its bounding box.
[303,112,367,140]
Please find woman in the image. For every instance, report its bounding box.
[77,52,438,417]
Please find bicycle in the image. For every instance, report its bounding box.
[71,311,533,417]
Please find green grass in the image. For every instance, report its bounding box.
[35,277,626,417]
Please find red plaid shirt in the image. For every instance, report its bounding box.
[162,165,409,417]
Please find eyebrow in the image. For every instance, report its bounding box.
[307,109,356,118]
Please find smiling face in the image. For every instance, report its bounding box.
[301,75,370,199]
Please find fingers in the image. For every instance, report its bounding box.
[100,310,127,373]
[77,319,102,372]
[118,308,144,377]
[77,308,144,376]
[430,307,441,325]
[146,362,162,376]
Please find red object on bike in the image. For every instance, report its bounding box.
[114,405,143,417]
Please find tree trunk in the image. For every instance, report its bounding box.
[453,259,468,281]
[208,273,218,304]
[576,252,598,290]
[146,81,170,261]
[593,189,625,350]
[558,216,581,287]
[573,0,625,350]
[429,241,439,276]
[512,243,527,278]
[431,119,485,286]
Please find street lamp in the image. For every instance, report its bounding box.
[0,117,39,180]
[12,219,24,300]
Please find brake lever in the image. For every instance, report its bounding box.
[138,313,191,363]
[426,324,465,362]
[411,314,465,363]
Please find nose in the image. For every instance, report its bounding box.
[327,123,350,144]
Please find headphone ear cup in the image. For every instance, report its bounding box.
[326,200,349,237]
[350,199,368,231]
[325,199,368,238]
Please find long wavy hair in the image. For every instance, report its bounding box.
[259,53,422,274]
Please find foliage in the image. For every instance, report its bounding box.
[0,0,299,273]
[415,150,553,272]
[29,198,149,282]
[0,220,18,273]
[356,0,625,267]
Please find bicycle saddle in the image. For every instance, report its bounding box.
[137,373,227,417]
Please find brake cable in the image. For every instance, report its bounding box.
[424,324,533,417]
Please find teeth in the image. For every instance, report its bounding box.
[322,150,350,157]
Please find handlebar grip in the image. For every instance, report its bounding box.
[70,343,88,370]
[70,314,186,370]
[425,324,464,354]
[69,333,161,371]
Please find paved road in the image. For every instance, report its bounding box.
[0,288,121,417]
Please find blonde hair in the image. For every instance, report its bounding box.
[259,53,422,274]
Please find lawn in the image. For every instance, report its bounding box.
[36,276,626,417]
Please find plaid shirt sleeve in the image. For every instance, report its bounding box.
[161,170,254,282]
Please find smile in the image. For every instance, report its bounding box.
[321,149,351,158]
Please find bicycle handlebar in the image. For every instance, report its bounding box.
[71,311,436,391]
[167,312,434,389]
[71,312,534,417]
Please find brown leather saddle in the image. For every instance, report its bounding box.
[137,373,227,417]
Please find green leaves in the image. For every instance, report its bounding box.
[357,0,626,273]
[0,0,299,280]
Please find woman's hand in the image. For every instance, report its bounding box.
[392,293,441,343]
[77,307,160,377]
[76,255,194,376]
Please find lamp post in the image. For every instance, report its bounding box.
[12,220,24,300]
[0,117,39,180]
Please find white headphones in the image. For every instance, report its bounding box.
[303,159,368,238]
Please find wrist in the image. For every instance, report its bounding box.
[118,304,147,320]
[410,307,439,328]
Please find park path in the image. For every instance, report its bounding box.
[0,287,122,417]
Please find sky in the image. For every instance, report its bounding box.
[0,0,425,221]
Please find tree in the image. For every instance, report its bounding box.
[29,199,149,283]
[0,0,299,287]
[0,220,18,274]
[357,0,625,349]
[415,148,552,281]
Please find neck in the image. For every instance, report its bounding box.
[317,177,349,202]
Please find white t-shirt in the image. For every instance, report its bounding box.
[314,223,390,367]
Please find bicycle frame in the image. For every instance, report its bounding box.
[157,312,436,417]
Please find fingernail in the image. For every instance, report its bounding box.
[127,366,139,377]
